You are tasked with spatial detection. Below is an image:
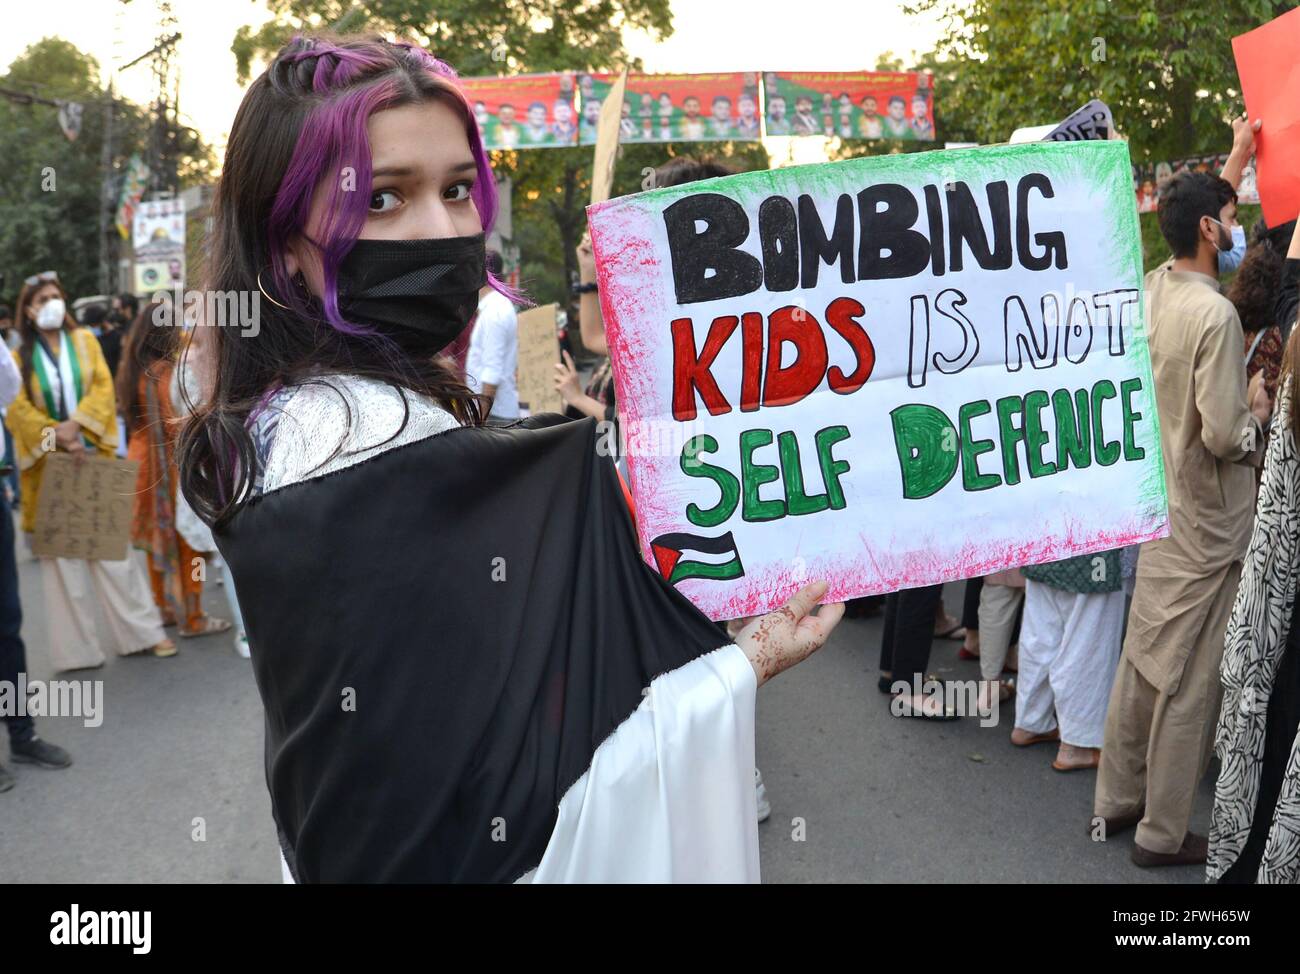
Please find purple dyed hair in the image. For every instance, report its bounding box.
[264,35,512,334]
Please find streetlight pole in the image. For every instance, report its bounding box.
[98,80,114,296]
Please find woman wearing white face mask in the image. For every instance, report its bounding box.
[4,272,174,671]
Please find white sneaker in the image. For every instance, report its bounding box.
[755,768,771,823]
[234,633,251,659]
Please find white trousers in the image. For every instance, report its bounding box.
[1016,581,1125,748]
[977,582,1024,681]
[39,549,166,672]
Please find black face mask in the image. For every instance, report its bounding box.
[335,232,487,356]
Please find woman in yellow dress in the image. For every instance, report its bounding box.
[4,271,174,671]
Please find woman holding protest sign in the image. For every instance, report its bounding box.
[4,272,173,672]
[566,152,784,822]
[179,33,842,883]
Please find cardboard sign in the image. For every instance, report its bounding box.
[1233,7,1300,227]
[32,454,139,562]
[515,303,561,416]
[590,70,628,206]
[587,141,1168,620]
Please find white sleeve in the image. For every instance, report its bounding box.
[0,349,21,409]
[521,643,761,883]
[477,303,513,388]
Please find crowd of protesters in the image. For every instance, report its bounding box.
[2,38,1299,883]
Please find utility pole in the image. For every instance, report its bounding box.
[98,80,114,295]
[115,0,182,295]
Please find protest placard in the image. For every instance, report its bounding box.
[1233,7,1300,227]
[515,303,561,416]
[1043,100,1114,142]
[32,454,139,562]
[587,140,1168,620]
[1010,100,1114,146]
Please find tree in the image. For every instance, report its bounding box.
[232,0,673,83]
[0,38,214,302]
[906,0,1291,161]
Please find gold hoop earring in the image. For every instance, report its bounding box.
[256,268,291,310]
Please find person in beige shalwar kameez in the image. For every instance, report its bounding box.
[1094,170,1272,867]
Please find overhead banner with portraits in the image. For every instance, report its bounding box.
[459,73,578,150]
[577,72,761,145]
[762,71,936,141]
[456,68,941,149]
[586,140,1167,621]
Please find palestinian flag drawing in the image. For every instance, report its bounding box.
[650,531,745,585]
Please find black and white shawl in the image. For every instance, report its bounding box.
[1208,384,1300,883]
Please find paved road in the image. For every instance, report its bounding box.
[1,535,1210,883]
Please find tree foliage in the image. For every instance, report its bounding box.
[0,38,215,302]
[232,0,673,83]
[906,0,1293,161]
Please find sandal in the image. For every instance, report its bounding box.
[892,678,959,721]
[1011,727,1059,747]
[179,616,233,639]
[151,638,178,658]
[981,679,1014,704]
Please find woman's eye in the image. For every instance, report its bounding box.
[444,181,473,202]
[369,190,401,213]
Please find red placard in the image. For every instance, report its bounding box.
[1233,7,1300,226]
